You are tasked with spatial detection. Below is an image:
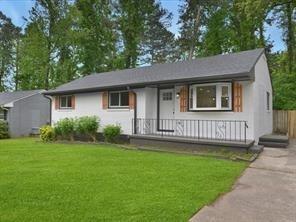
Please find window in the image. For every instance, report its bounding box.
[60,95,73,109]
[162,92,172,101]
[109,91,129,108]
[196,85,216,108]
[189,83,232,110]
[0,109,4,120]
[221,86,230,108]
[267,92,270,111]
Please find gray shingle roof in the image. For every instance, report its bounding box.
[0,90,43,106]
[45,48,264,95]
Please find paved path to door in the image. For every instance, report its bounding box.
[191,140,296,222]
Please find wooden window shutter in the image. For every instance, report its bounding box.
[179,86,188,112]
[102,91,108,109]
[71,95,75,109]
[129,91,135,109]
[233,82,243,112]
[55,96,60,110]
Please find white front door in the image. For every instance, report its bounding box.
[159,88,175,131]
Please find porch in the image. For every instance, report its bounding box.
[131,118,255,150]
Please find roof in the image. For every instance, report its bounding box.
[0,90,44,106]
[45,48,265,95]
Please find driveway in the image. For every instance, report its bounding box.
[190,140,296,222]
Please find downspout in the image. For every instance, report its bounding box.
[43,94,52,125]
[133,91,137,134]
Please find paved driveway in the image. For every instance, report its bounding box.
[191,140,296,222]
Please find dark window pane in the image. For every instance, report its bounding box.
[222,86,228,96]
[60,97,67,107]
[221,97,229,108]
[221,86,229,108]
[120,92,129,106]
[4,110,7,120]
[196,86,216,108]
[267,92,270,110]
[67,96,72,107]
[162,92,172,101]
[110,93,120,106]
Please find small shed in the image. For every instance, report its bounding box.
[0,90,50,137]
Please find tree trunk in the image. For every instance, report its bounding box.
[15,39,20,91]
[188,5,202,60]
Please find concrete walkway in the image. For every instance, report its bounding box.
[190,140,296,222]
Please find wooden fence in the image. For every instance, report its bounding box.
[273,110,296,138]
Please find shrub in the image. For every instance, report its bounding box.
[103,124,122,143]
[40,125,55,142]
[76,116,100,142]
[54,118,76,141]
[0,120,9,139]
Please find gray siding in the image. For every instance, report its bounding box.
[7,93,50,137]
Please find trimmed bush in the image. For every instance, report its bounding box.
[40,125,55,142]
[0,120,9,139]
[103,124,122,143]
[76,116,100,142]
[54,118,76,141]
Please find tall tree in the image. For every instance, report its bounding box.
[117,0,148,68]
[141,1,176,64]
[0,11,21,91]
[178,0,206,60]
[76,0,119,75]
[20,0,74,90]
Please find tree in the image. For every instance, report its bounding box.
[19,0,75,90]
[178,0,205,60]
[0,11,21,91]
[140,1,176,64]
[75,0,119,75]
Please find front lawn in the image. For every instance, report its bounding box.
[0,138,247,221]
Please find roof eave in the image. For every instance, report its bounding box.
[44,72,252,96]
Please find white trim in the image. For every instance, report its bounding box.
[189,82,232,111]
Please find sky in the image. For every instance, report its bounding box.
[0,0,285,52]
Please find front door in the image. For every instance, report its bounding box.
[158,88,175,131]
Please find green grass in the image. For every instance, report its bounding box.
[0,138,247,222]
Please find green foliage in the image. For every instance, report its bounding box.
[103,124,122,143]
[76,116,99,142]
[0,120,9,139]
[40,125,55,142]
[272,72,296,110]
[54,118,76,141]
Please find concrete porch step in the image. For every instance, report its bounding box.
[130,134,255,151]
[258,141,289,148]
[259,134,289,148]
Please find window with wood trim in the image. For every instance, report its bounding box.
[59,95,74,109]
[233,82,243,112]
[108,91,129,108]
[189,83,232,111]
